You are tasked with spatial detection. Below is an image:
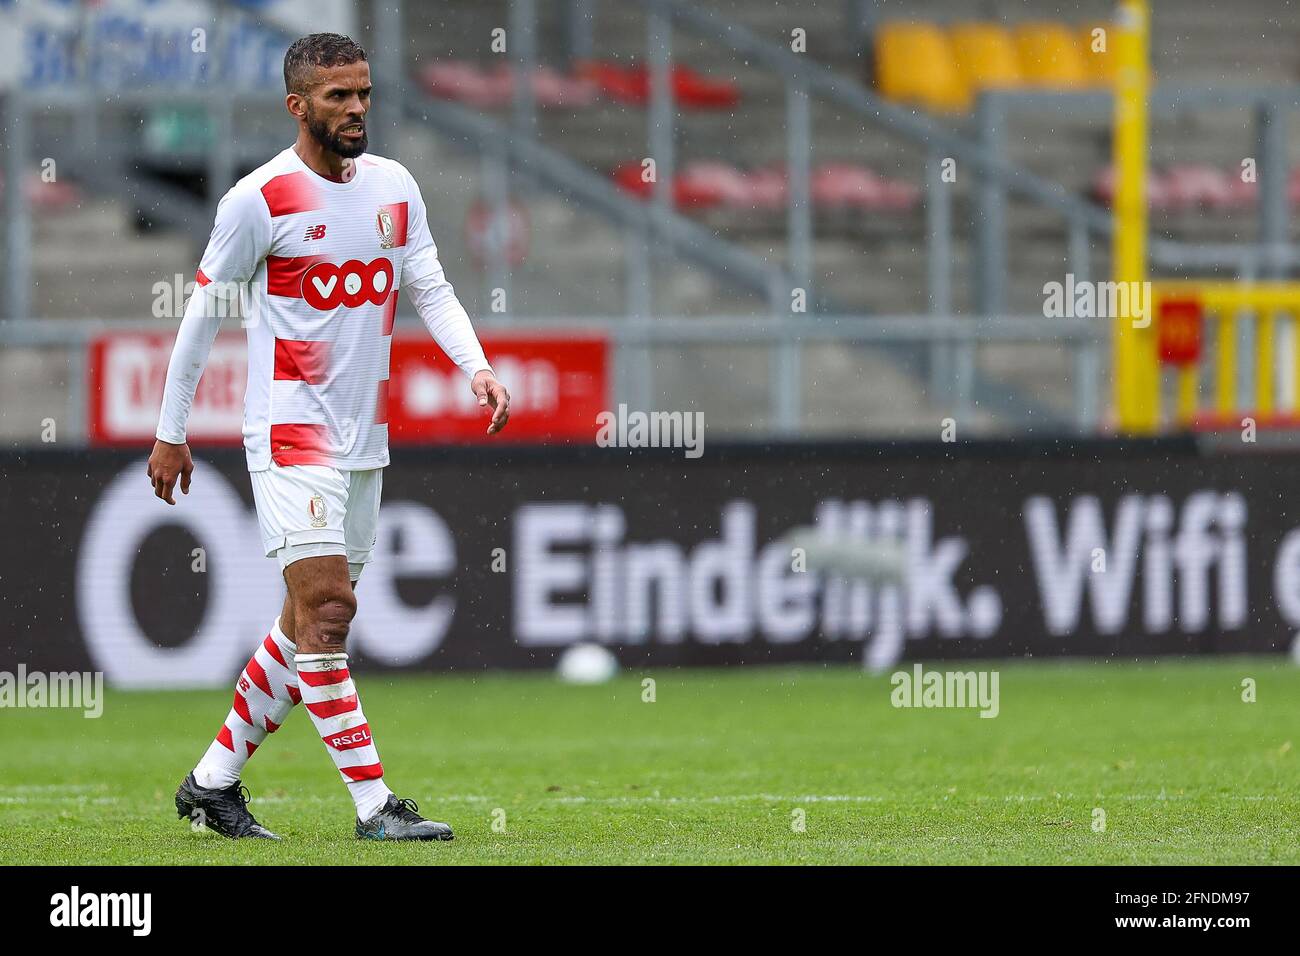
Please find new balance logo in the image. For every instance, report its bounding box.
[303,224,327,241]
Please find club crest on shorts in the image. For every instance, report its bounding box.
[308,493,328,528]
[376,208,395,249]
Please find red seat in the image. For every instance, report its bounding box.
[579,61,645,103]
[1146,172,1174,212]
[578,60,740,109]
[742,167,788,210]
[526,64,598,108]
[1163,165,1233,211]
[812,164,887,210]
[810,165,919,212]
[675,162,750,208]
[1287,167,1300,205]
[612,160,919,214]
[1089,165,1116,205]
[877,176,922,212]
[611,161,655,199]
[1092,166,1178,213]
[418,62,509,108]
[672,64,741,109]
[0,172,80,210]
[418,61,597,109]
[1227,173,1258,209]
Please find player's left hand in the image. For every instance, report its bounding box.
[471,370,510,435]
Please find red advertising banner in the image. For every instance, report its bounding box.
[88,331,608,446]
[89,333,247,446]
[388,334,607,443]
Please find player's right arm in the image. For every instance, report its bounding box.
[148,184,271,505]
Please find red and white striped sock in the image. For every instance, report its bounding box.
[193,619,300,790]
[295,652,394,821]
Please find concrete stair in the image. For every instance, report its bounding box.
[32,197,197,320]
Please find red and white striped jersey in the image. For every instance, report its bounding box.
[196,147,447,471]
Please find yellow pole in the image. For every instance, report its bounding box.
[1257,308,1276,415]
[1217,310,1235,415]
[1112,0,1158,432]
[1293,313,1300,414]
[1176,367,1197,425]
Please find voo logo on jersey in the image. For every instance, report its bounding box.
[302,257,393,310]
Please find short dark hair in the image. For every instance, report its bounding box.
[283,33,368,95]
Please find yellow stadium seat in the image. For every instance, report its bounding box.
[875,22,970,112]
[1080,23,1117,86]
[1013,21,1090,88]
[949,22,1023,93]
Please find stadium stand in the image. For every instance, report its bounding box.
[10,0,1300,441]
[24,0,1300,321]
[611,160,921,214]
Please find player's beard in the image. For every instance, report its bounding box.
[306,106,368,159]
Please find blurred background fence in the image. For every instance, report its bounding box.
[2,0,1300,445]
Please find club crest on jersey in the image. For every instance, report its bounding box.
[376,209,395,249]
[308,493,328,528]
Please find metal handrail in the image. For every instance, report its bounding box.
[0,311,1107,439]
[983,85,1300,283]
[636,1,1300,306]
[408,93,796,312]
[0,313,1107,345]
[642,0,1112,234]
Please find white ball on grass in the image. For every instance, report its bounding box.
[557,643,619,684]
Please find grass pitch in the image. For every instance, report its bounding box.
[2,659,1298,865]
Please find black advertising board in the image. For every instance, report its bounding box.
[1,439,1292,686]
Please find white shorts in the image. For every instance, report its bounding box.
[249,463,383,581]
